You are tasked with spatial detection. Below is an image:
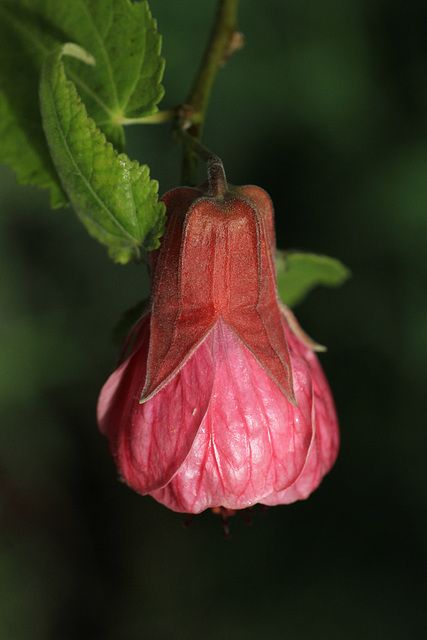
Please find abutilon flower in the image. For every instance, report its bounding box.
[97,158,339,514]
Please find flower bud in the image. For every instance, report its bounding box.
[97,160,339,514]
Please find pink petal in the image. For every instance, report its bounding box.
[262,314,339,505]
[151,319,314,513]
[97,315,215,494]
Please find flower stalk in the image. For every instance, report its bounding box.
[181,0,240,185]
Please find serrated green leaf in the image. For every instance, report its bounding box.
[277,251,351,308]
[40,43,165,263]
[0,0,164,206]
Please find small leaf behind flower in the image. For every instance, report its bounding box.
[277,251,351,308]
[39,44,165,263]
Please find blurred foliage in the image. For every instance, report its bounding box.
[1,1,427,638]
[276,250,350,307]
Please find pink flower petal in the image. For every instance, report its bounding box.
[262,315,339,505]
[97,315,215,494]
[151,319,314,512]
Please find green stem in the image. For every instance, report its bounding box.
[181,0,239,185]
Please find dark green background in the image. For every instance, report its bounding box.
[1,1,426,638]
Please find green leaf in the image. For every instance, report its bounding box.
[0,0,164,206]
[276,251,351,308]
[40,43,165,263]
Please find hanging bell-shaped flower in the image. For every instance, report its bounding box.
[97,158,339,514]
